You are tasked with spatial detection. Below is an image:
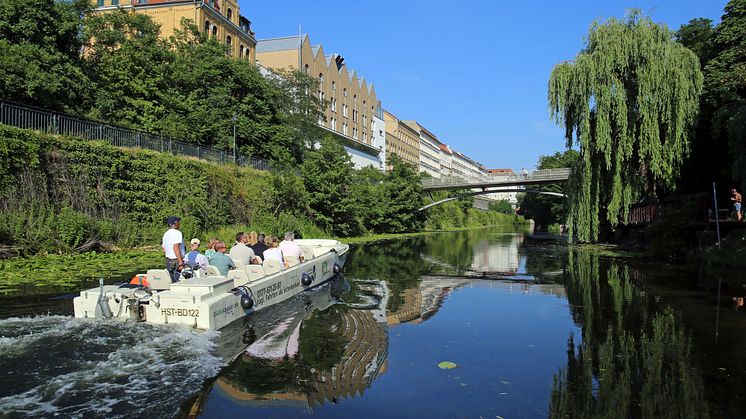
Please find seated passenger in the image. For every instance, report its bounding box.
[251,233,268,260]
[263,236,285,267]
[185,238,209,274]
[204,237,219,262]
[229,232,258,265]
[210,241,235,276]
[279,231,304,262]
[248,230,258,246]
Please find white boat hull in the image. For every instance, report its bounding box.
[73,239,349,330]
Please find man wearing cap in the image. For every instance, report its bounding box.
[185,238,209,275]
[162,216,185,282]
[731,188,742,222]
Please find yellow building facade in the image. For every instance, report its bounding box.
[384,110,420,168]
[256,35,380,149]
[93,0,257,61]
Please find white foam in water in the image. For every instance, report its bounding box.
[0,315,224,418]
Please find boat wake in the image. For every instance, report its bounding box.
[0,315,223,418]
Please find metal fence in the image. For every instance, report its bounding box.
[0,100,272,171]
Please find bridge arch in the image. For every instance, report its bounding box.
[419,189,566,211]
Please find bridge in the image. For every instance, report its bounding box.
[419,168,571,211]
[421,168,571,191]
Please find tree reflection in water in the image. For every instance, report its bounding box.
[550,251,710,418]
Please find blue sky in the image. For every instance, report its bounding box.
[242,0,728,171]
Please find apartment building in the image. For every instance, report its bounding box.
[451,150,484,180]
[403,121,441,178]
[256,34,385,170]
[383,110,420,169]
[439,144,453,177]
[484,168,518,204]
[93,0,257,61]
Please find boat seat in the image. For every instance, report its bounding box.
[147,269,172,290]
[302,248,314,261]
[206,265,221,276]
[246,264,266,282]
[232,259,247,272]
[285,255,300,267]
[228,269,250,287]
[263,259,282,275]
[312,247,331,258]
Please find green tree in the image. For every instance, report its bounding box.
[488,199,514,215]
[549,11,703,242]
[519,150,578,230]
[378,155,426,233]
[83,10,175,132]
[675,18,715,63]
[704,0,746,190]
[0,0,91,111]
[301,136,362,236]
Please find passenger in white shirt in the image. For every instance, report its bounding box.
[229,232,257,265]
[279,232,303,262]
[162,216,185,282]
[263,235,285,268]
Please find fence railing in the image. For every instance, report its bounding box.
[0,100,272,171]
[422,168,571,190]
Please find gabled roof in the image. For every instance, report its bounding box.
[256,35,305,53]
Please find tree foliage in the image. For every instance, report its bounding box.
[549,11,703,242]
[519,150,578,229]
[703,0,746,191]
[0,0,91,111]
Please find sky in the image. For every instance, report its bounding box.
[240,0,729,171]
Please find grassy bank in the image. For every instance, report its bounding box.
[0,222,530,296]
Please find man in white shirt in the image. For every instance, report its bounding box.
[162,216,185,282]
[279,231,303,261]
[229,231,256,265]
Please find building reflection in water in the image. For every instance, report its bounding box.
[197,277,390,413]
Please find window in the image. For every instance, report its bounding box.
[318,113,324,127]
[363,116,366,128]
[226,35,232,45]
[97,0,103,5]
[363,132,367,143]
[204,20,211,33]
[343,123,348,136]
[304,64,309,74]
[227,8,232,21]
[239,44,245,58]
[212,25,218,37]
[318,73,324,101]
[353,127,358,140]
[331,117,337,131]
[111,0,118,5]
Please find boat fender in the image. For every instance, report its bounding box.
[333,263,342,274]
[234,286,254,310]
[301,272,313,286]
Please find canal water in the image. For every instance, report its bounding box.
[1,227,745,418]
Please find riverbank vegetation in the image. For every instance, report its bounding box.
[0,125,521,258]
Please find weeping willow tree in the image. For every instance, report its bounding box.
[549,11,703,242]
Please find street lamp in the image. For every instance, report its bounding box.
[232,114,237,164]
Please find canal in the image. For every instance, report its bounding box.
[1,227,744,417]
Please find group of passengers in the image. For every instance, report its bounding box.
[161,216,304,282]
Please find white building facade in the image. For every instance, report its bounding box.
[404,121,441,178]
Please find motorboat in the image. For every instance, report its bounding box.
[73,239,349,330]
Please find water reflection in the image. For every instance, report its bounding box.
[192,275,390,413]
[549,251,710,418]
